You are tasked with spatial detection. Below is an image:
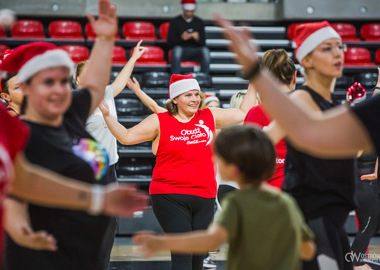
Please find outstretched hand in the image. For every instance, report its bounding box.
[87,0,117,40]
[133,231,163,258]
[131,40,147,60]
[103,183,149,217]
[127,77,142,93]
[214,14,259,73]
[99,99,110,117]
[361,173,377,181]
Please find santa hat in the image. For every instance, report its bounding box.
[346,82,366,105]
[204,94,220,105]
[0,42,74,83]
[169,74,200,100]
[181,0,196,10]
[293,21,341,63]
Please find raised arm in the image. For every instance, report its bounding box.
[215,15,373,158]
[127,77,167,113]
[133,223,228,258]
[111,40,147,97]
[99,100,160,145]
[211,83,257,129]
[78,0,116,116]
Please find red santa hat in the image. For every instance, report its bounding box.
[0,42,74,83]
[181,0,196,11]
[204,94,220,105]
[169,74,200,100]
[293,21,341,63]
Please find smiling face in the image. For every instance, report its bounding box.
[21,67,72,124]
[302,37,344,79]
[173,90,201,116]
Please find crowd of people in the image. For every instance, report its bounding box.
[1,0,380,270]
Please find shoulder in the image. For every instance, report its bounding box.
[290,89,320,111]
[193,16,205,23]
[170,16,182,23]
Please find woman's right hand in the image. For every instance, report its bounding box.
[127,77,142,93]
[361,173,377,180]
[87,0,117,40]
[131,40,147,61]
[99,99,110,117]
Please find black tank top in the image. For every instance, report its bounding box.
[282,86,356,220]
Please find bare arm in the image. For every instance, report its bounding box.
[78,0,116,116]
[111,40,147,97]
[301,241,316,261]
[215,15,373,158]
[361,157,378,180]
[99,100,159,145]
[10,154,148,217]
[133,224,228,257]
[211,83,257,129]
[127,77,167,113]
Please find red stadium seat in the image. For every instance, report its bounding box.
[375,49,380,65]
[11,20,45,39]
[59,45,89,64]
[0,45,9,59]
[123,21,157,41]
[131,46,166,65]
[330,23,359,42]
[159,22,170,41]
[168,50,201,67]
[85,22,120,40]
[49,20,84,40]
[0,26,6,38]
[287,23,304,40]
[344,47,375,66]
[112,46,126,65]
[361,24,380,41]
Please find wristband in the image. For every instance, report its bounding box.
[374,86,380,91]
[241,61,261,81]
[88,185,104,215]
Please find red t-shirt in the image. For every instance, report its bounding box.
[244,104,286,189]
[0,106,29,262]
[151,108,216,198]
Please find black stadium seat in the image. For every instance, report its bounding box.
[191,72,212,88]
[356,72,378,89]
[142,71,171,88]
[115,98,144,116]
[116,157,154,176]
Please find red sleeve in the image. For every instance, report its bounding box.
[0,106,29,161]
[244,105,269,128]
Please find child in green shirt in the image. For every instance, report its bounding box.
[134,125,315,270]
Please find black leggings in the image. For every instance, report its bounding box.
[351,179,380,266]
[217,184,237,205]
[303,206,352,270]
[150,194,215,270]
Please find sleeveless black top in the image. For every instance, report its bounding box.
[282,86,356,220]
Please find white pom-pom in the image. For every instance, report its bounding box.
[0,9,15,28]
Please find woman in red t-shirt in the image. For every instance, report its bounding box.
[244,49,297,189]
[100,73,256,270]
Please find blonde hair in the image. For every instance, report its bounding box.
[230,90,247,108]
[73,60,88,88]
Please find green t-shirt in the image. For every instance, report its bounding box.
[215,187,314,270]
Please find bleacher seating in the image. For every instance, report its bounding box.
[85,22,120,40]
[361,23,380,41]
[168,49,201,68]
[131,46,166,66]
[142,71,170,88]
[331,23,359,42]
[159,22,170,41]
[123,21,157,41]
[11,20,45,39]
[344,47,375,66]
[49,20,84,39]
[356,72,378,89]
[376,48,380,64]
[0,26,6,38]
[112,46,127,65]
[115,98,144,116]
[59,45,89,63]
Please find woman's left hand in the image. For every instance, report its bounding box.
[87,0,117,40]
[99,99,110,117]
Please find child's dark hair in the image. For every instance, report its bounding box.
[1,73,17,94]
[214,125,276,185]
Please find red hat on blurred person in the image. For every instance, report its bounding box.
[181,0,196,10]
[0,42,74,83]
[169,74,200,100]
[293,21,341,63]
[204,94,220,105]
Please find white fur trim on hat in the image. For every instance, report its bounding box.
[182,4,196,10]
[170,78,200,100]
[18,49,74,83]
[205,96,219,105]
[296,26,341,62]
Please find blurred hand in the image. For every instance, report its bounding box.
[181,31,192,41]
[214,14,259,73]
[103,183,149,217]
[127,77,142,93]
[133,231,162,258]
[131,40,147,61]
[361,173,377,181]
[99,99,110,117]
[87,0,117,40]
[191,31,199,41]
